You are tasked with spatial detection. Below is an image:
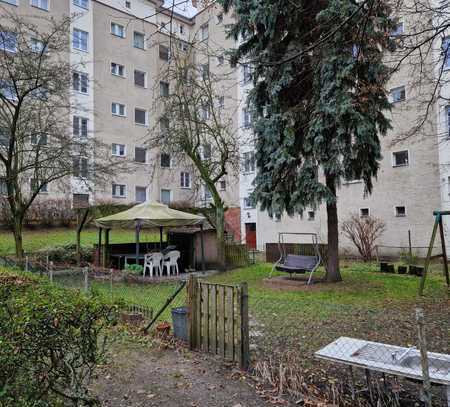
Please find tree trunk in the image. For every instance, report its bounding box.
[216,203,226,271]
[13,216,24,261]
[325,174,342,282]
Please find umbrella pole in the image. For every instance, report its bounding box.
[160,226,163,250]
[135,221,140,266]
[200,223,205,272]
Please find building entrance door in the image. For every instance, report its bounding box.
[245,223,257,249]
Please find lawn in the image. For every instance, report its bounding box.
[0,227,160,255]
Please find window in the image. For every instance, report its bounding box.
[395,206,406,217]
[73,157,88,178]
[219,180,226,191]
[160,153,171,168]
[160,81,169,97]
[0,32,17,53]
[125,1,131,8]
[200,24,209,41]
[133,31,145,49]
[73,116,88,138]
[218,96,225,109]
[243,108,252,128]
[111,22,125,38]
[161,189,171,205]
[72,72,88,94]
[204,185,212,201]
[159,45,169,61]
[0,80,16,100]
[0,127,9,146]
[244,196,255,209]
[134,147,146,163]
[112,143,126,157]
[180,172,191,188]
[243,151,255,173]
[0,178,7,195]
[217,55,224,66]
[72,29,88,51]
[179,24,184,35]
[392,150,409,167]
[390,22,404,37]
[274,213,281,222]
[31,0,49,10]
[30,179,48,193]
[200,105,210,120]
[112,183,126,198]
[31,38,45,53]
[112,102,126,117]
[360,208,370,218]
[200,64,209,80]
[31,133,47,146]
[73,0,89,9]
[217,13,223,24]
[135,186,146,203]
[134,69,146,87]
[307,211,315,221]
[111,62,125,77]
[202,143,212,160]
[390,86,406,103]
[0,0,17,4]
[242,64,252,83]
[179,40,189,52]
[443,37,450,69]
[160,117,169,135]
[134,108,147,125]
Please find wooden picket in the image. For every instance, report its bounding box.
[187,276,249,369]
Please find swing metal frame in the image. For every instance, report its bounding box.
[270,232,322,285]
[419,210,450,295]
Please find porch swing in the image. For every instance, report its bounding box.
[270,232,322,285]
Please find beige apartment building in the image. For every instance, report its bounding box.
[1,0,446,254]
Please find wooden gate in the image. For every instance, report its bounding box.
[187,276,249,369]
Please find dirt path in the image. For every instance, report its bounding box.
[92,342,272,407]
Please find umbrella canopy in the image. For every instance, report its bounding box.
[95,201,205,229]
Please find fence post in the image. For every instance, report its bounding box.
[240,282,250,370]
[110,268,113,302]
[49,261,53,283]
[416,308,432,407]
[83,267,89,293]
[187,275,198,350]
[25,256,29,273]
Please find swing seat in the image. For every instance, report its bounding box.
[275,254,319,274]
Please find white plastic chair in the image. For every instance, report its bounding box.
[143,252,163,277]
[163,250,180,276]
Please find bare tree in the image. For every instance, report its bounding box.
[147,37,239,269]
[0,10,120,259]
[341,213,386,262]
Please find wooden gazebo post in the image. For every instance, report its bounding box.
[200,222,205,272]
[135,220,141,265]
[159,226,163,250]
[97,228,102,267]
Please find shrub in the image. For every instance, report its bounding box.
[0,269,116,406]
[34,244,93,265]
[125,263,144,274]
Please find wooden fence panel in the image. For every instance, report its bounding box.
[187,277,249,369]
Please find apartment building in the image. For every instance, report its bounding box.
[0,0,240,222]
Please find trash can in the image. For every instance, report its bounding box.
[171,306,188,342]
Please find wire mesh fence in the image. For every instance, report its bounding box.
[47,267,187,328]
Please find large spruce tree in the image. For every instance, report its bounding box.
[220,0,394,281]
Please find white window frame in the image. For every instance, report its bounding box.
[200,24,209,41]
[73,116,88,138]
[30,38,45,53]
[133,31,145,50]
[216,13,223,24]
[160,189,172,205]
[395,206,407,217]
[134,69,147,88]
[392,150,409,167]
[134,146,147,163]
[359,208,370,218]
[73,0,89,9]
[112,183,126,198]
[0,0,18,5]
[135,186,147,203]
[134,108,148,126]
[219,180,226,191]
[443,37,450,69]
[160,153,171,168]
[390,86,406,103]
[72,71,89,94]
[243,196,255,209]
[0,31,17,53]
[180,171,191,189]
[112,102,126,117]
[307,211,315,221]
[217,55,224,66]
[111,143,126,157]
[31,178,48,194]
[243,108,252,128]
[243,151,255,173]
[30,0,49,11]
[111,62,125,77]
[160,81,169,97]
[72,29,88,52]
[111,22,125,38]
[390,21,404,37]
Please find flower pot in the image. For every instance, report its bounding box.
[156,321,171,337]
[397,266,407,275]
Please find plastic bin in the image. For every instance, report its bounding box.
[171,306,188,342]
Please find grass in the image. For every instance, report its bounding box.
[0,227,160,255]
